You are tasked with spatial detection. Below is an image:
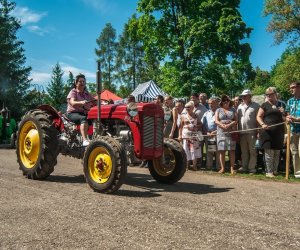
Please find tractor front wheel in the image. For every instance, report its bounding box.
[148,138,187,184]
[83,136,127,193]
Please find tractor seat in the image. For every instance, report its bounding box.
[62,113,76,125]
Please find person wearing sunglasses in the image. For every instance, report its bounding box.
[257,87,285,177]
[215,95,238,174]
[285,81,300,178]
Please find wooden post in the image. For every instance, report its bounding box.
[285,123,291,179]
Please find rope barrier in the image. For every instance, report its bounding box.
[180,121,287,140]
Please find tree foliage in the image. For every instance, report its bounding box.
[116,14,151,91]
[46,63,66,110]
[245,67,271,95]
[63,71,74,97]
[0,0,31,120]
[95,23,117,92]
[264,0,300,45]
[270,47,300,99]
[137,0,253,97]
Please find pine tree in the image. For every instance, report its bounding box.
[0,0,31,119]
[63,71,74,97]
[46,63,66,110]
[95,23,117,92]
[116,14,152,91]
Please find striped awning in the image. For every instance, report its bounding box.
[131,80,167,102]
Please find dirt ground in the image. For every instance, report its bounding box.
[0,149,299,249]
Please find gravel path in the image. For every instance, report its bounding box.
[0,149,299,249]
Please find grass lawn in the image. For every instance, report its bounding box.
[199,149,300,183]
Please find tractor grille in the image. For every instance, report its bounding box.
[143,115,163,148]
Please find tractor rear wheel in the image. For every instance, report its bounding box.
[83,136,127,193]
[148,138,187,184]
[16,110,59,179]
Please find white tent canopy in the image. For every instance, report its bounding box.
[131,80,167,102]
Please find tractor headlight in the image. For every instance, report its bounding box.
[127,102,138,117]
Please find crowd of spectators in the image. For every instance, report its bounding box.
[159,81,300,179]
[66,74,300,178]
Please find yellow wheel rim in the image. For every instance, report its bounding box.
[153,147,175,176]
[18,121,40,169]
[88,146,113,184]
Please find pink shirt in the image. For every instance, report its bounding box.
[67,89,94,113]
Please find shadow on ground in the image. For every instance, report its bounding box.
[119,172,233,197]
[43,171,233,197]
[47,174,86,184]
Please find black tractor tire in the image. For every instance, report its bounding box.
[16,109,59,179]
[83,136,127,194]
[148,138,187,184]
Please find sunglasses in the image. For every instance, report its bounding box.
[290,86,298,90]
[266,93,274,97]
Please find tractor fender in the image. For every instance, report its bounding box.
[36,104,64,129]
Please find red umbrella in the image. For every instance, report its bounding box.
[94,90,122,101]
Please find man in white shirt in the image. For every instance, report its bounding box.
[237,89,260,174]
[190,93,207,168]
[201,97,220,170]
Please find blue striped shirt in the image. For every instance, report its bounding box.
[286,97,300,133]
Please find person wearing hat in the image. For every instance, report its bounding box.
[236,89,260,174]
[179,101,202,171]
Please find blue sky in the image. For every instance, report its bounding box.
[13,0,288,88]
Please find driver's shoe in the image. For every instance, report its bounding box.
[83,139,90,147]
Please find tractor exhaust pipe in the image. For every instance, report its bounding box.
[96,60,102,134]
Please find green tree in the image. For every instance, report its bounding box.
[117,84,132,98]
[137,0,252,97]
[63,71,74,97]
[0,0,31,120]
[264,0,300,45]
[116,14,150,91]
[95,23,117,92]
[270,47,300,99]
[245,67,271,95]
[46,63,66,110]
[23,89,46,110]
[86,82,96,95]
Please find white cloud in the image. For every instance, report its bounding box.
[61,63,95,79]
[12,6,47,25]
[62,55,77,62]
[27,25,48,36]
[29,62,96,86]
[30,72,51,84]
[81,0,114,12]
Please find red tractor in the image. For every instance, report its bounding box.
[16,100,187,193]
